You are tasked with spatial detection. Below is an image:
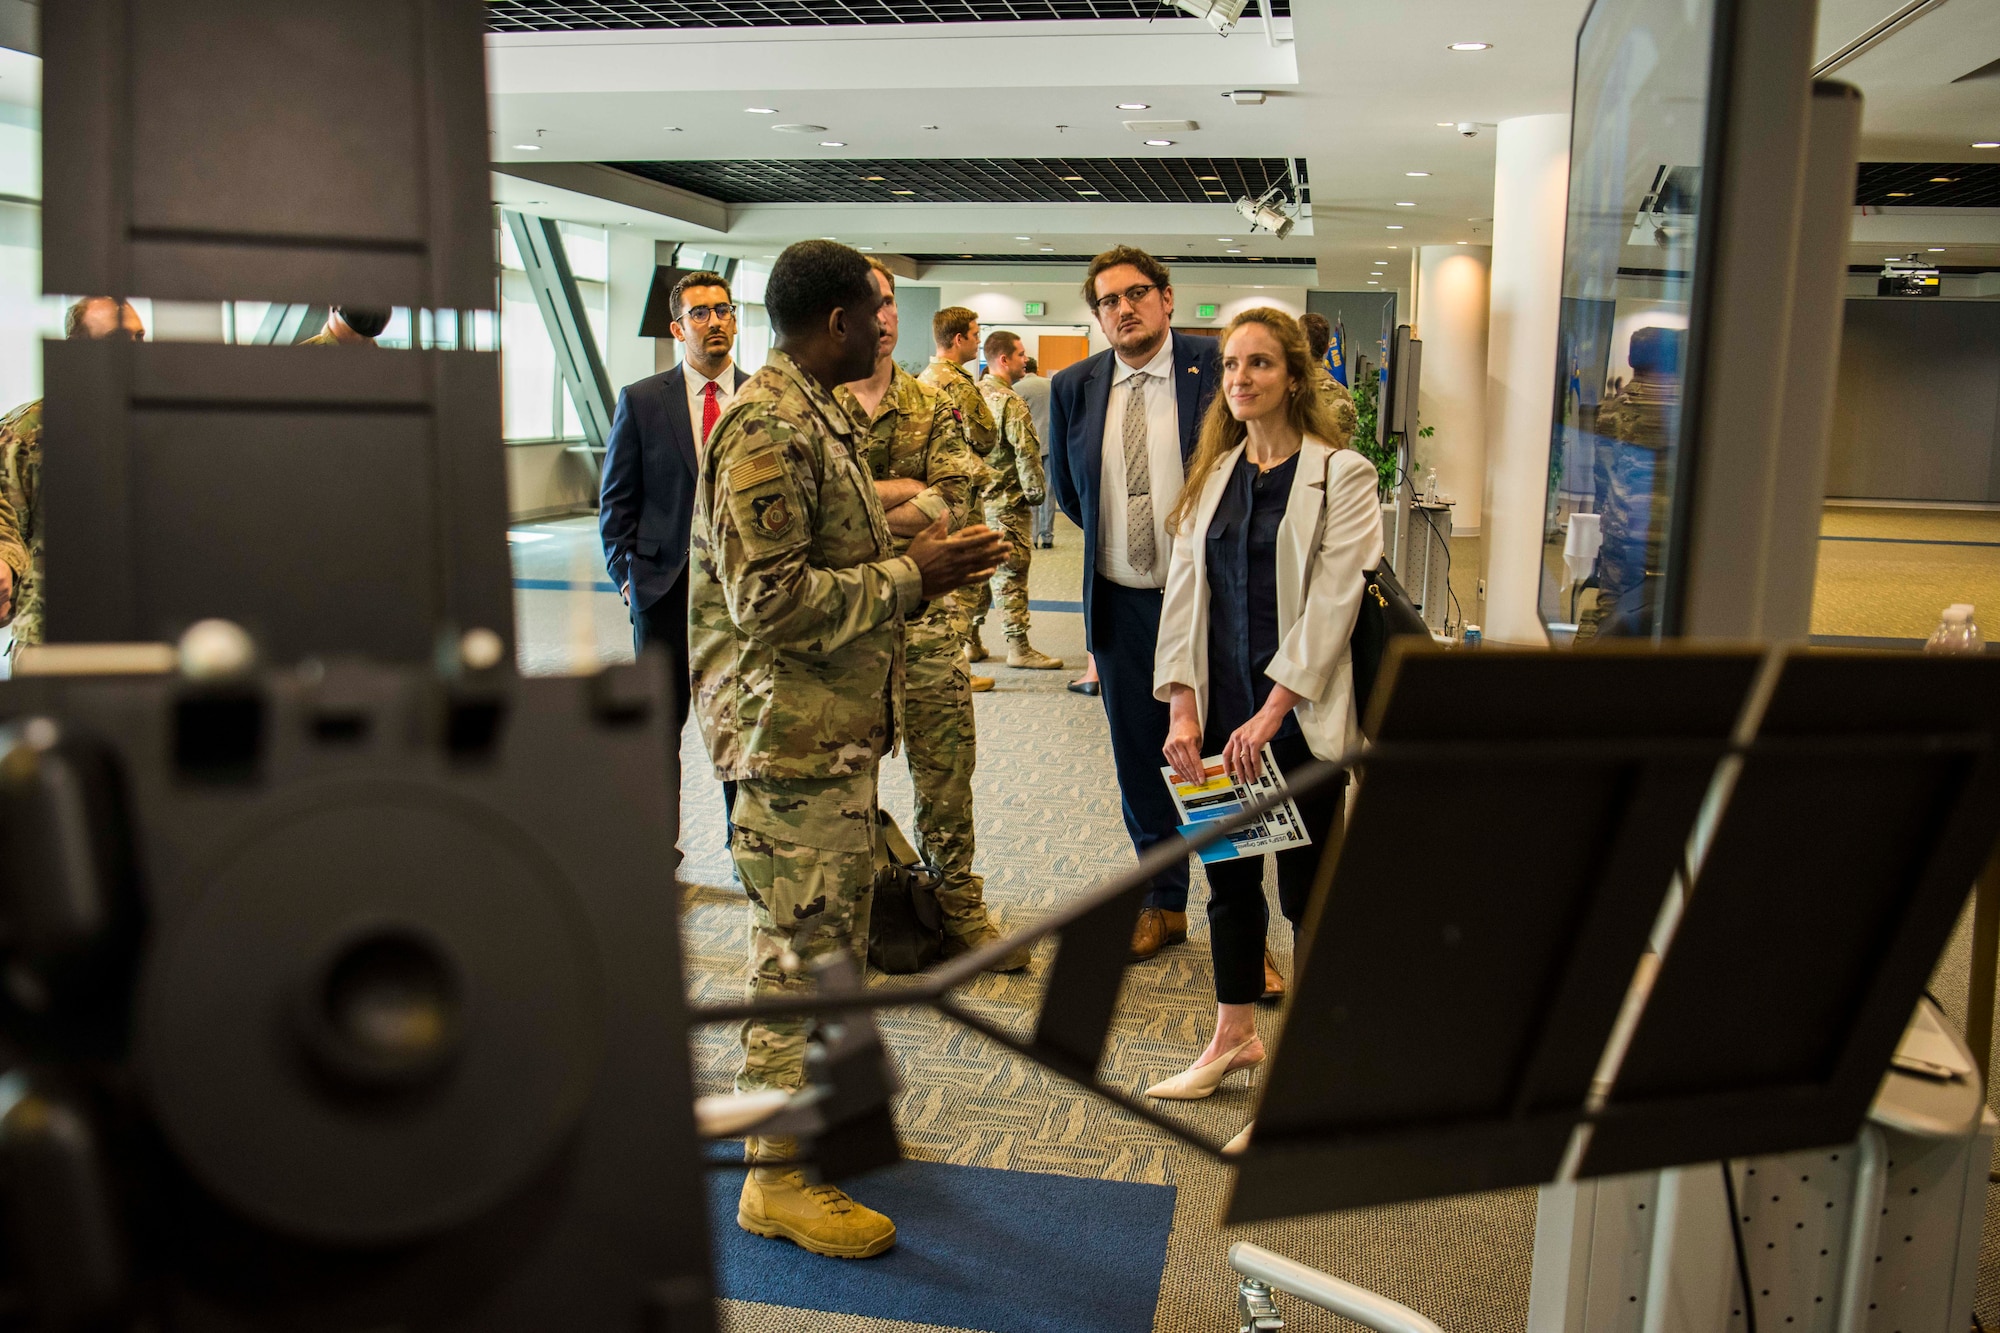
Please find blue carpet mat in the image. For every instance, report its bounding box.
[708,1157,1176,1333]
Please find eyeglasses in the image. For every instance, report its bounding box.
[1091,283,1158,316]
[680,303,735,325]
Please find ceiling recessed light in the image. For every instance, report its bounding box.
[763,254,777,258]
[1931,176,1956,183]
[1015,235,1031,240]
[513,144,541,151]
[1040,245,1055,252]
[1117,102,1150,110]
[1396,201,1417,207]
[745,107,778,114]
[1145,139,1175,146]
[1227,248,1243,254]
[1929,247,1946,252]
[862,175,886,181]
[960,253,974,258]
[822,236,838,240]
[1247,256,1262,261]
[1884,256,1902,262]
[890,189,915,195]
[1197,175,1221,181]
[1254,285,1265,289]
[1449,42,1491,51]
[1061,175,1085,181]
[1386,224,1404,230]
[1373,260,1387,265]
[1367,280,1380,285]
[1406,171,1431,177]
[857,246,873,251]
[1218,237,1235,242]
[820,141,846,147]
[1436,122,1454,127]
[1077,189,1101,195]
[1205,190,1227,196]
[1456,240,1468,244]
[1975,142,2000,149]
[1887,192,1911,197]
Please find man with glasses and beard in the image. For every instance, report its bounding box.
[0,296,147,665]
[599,270,748,827]
[1046,247,1227,966]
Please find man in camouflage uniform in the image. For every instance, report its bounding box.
[0,298,147,661]
[689,241,1008,1259]
[918,306,1000,677]
[974,330,1062,671]
[1581,325,1683,640]
[1301,312,1359,446]
[837,261,1030,972]
[299,306,391,346]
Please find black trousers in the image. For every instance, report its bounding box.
[633,566,734,827]
[1203,732,1346,1005]
[1090,576,1190,912]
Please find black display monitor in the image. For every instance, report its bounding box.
[40,340,513,665]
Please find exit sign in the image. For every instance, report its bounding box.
[1024,300,1045,317]
[1197,303,1219,319]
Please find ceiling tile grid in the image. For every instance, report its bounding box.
[1854,162,2000,208]
[606,157,1306,205]
[487,0,1287,30]
[908,252,1313,265]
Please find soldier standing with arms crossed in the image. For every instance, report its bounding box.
[837,258,1029,970]
[919,306,1001,682]
[690,241,1008,1258]
[975,330,1063,670]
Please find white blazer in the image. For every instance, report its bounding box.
[1152,436,1385,762]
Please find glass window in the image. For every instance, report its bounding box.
[496,221,609,442]
[1543,0,1715,642]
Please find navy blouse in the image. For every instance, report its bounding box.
[1203,451,1302,752]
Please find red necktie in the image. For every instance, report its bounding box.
[701,380,720,447]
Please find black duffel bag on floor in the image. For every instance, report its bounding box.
[867,809,946,974]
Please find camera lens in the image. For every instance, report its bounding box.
[307,928,463,1090]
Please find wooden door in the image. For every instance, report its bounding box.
[1037,334,1089,374]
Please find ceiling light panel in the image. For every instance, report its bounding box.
[607,156,1307,205]
[487,0,1290,29]
[1853,161,2000,208]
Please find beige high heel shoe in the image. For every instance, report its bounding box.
[1143,1037,1262,1100]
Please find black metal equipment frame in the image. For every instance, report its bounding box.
[703,645,2000,1232]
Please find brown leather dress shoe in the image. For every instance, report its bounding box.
[1261,949,1285,1002]
[1129,907,1190,961]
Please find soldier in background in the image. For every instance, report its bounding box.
[1300,312,1359,446]
[975,330,1062,671]
[838,259,1029,972]
[0,296,147,664]
[300,306,392,346]
[1015,355,1057,549]
[919,305,1001,682]
[689,240,1008,1259]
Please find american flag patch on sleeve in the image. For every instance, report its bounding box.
[728,452,784,490]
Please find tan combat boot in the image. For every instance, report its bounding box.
[738,1136,896,1259]
[966,638,989,664]
[968,675,995,693]
[1005,642,1063,670]
[939,905,1032,973]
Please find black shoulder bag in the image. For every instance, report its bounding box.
[867,809,946,974]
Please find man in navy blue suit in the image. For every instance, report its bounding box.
[599,270,746,814]
[1048,247,1221,962]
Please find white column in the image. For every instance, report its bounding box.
[605,229,660,395]
[1481,112,1570,646]
[1414,245,1491,533]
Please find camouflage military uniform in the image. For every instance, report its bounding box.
[689,349,926,1096]
[971,374,1048,648]
[835,368,994,935]
[918,357,997,459]
[1580,374,1678,640]
[299,331,340,346]
[1309,364,1359,446]
[0,400,42,655]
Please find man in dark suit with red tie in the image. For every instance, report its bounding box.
[599,269,745,745]
[1047,247,1222,964]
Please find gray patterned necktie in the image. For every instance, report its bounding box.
[1123,374,1155,573]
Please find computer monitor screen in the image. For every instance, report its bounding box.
[1541,0,1722,641]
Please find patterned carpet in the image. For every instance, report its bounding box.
[514,515,1537,1333]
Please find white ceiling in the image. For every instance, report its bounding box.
[486,0,2000,290]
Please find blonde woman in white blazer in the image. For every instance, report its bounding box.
[1143,308,1383,1101]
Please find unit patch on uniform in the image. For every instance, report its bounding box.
[730,451,784,490]
[751,494,794,537]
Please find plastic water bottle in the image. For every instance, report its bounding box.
[1925,604,1984,655]
[1424,468,1439,503]
[1462,625,1482,648]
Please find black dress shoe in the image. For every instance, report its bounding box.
[1067,679,1100,697]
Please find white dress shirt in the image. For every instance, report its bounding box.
[684,360,738,454]
[1097,337,1183,589]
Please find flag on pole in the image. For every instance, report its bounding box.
[1325,320,1348,386]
